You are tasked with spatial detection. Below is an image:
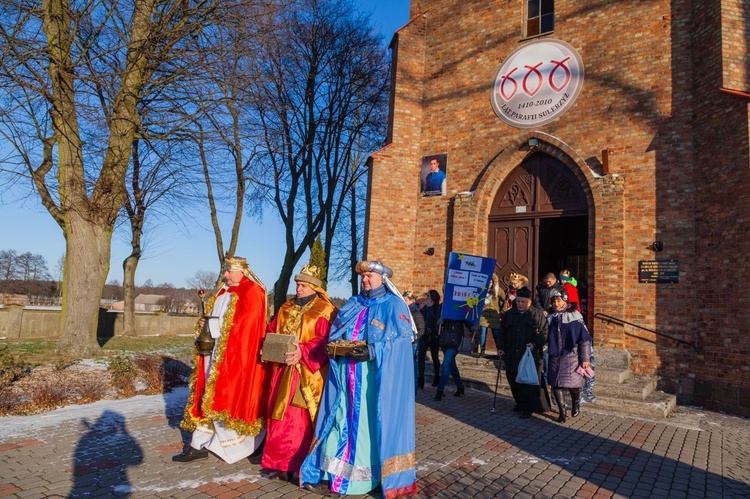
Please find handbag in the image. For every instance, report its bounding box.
[438,322,463,349]
[515,346,539,385]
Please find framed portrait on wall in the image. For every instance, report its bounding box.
[421,154,447,197]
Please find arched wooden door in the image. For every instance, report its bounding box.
[488,152,588,289]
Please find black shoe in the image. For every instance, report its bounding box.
[453,386,465,397]
[261,469,289,481]
[431,375,440,387]
[304,482,341,497]
[434,390,444,401]
[520,412,532,419]
[172,446,209,462]
[553,389,567,423]
[247,441,264,465]
[571,388,581,417]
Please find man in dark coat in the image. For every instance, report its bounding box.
[534,272,564,316]
[495,286,551,419]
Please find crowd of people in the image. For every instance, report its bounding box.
[172,256,594,497]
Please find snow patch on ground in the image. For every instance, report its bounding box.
[0,387,188,440]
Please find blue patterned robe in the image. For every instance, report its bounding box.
[300,285,417,498]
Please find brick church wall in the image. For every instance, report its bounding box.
[366,1,749,415]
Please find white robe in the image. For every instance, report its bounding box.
[190,286,265,463]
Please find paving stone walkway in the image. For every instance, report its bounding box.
[1,385,748,498]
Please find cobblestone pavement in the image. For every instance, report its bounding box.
[1,385,749,498]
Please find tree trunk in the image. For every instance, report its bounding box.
[122,252,140,336]
[56,215,113,356]
[273,258,297,315]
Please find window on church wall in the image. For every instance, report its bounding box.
[526,0,554,37]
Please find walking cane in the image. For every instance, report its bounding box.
[490,355,502,413]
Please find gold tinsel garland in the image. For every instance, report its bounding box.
[180,293,265,435]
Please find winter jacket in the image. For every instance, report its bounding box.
[421,304,442,346]
[497,306,548,372]
[479,289,507,328]
[534,281,564,313]
[547,309,592,388]
[408,302,425,341]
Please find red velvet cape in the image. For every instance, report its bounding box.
[181,276,271,435]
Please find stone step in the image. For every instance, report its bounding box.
[594,375,657,400]
[428,352,676,418]
[583,391,677,419]
[594,366,631,384]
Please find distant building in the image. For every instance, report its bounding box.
[111,294,167,312]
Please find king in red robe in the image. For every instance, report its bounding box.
[175,256,271,464]
[260,264,337,482]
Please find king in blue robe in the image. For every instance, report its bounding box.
[301,260,418,498]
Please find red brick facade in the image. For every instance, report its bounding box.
[366,1,750,415]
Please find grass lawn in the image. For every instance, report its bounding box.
[1,335,195,366]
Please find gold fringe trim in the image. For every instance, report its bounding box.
[382,451,416,478]
[180,292,265,436]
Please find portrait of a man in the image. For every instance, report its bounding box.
[421,154,447,196]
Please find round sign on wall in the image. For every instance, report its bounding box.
[490,39,585,128]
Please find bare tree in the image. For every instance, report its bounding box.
[248,0,390,311]
[0,0,219,355]
[184,1,280,277]
[0,250,20,281]
[186,270,220,292]
[120,137,188,335]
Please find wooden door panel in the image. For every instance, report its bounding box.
[489,220,534,285]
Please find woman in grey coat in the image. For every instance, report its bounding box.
[547,289,592,422]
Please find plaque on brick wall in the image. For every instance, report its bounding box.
[638,260,679,283]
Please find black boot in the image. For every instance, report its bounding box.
[434,390,444,401]
[553,389,566,423]
[571,388,581,417]
[172,446,209,462]
[453,386,465,397]
[418,377,425,389]
[431,375,441,387]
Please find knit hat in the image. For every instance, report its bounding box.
[516,286,532,299]
[549,289,569,302]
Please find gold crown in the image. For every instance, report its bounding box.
[224,256,249,272]
[559,269,571,278]
[402,289,416,300]
[300,264,320,278]
[508,271,524,281]
[295,263,323,287]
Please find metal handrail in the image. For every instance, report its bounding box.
[593,312,699,353]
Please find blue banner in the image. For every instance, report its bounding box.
[441,252,497,324]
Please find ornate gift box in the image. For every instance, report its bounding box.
[327,339,367,357]
[261,333,298,363]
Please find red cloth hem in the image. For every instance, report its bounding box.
[385,482,418,499]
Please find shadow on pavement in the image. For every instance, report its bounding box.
[69,410,143,498]
[415,388,750,498]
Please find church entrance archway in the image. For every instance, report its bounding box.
[487,151,589,312]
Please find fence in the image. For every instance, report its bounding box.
[0,304,198,340]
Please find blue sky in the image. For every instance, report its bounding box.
[1,0,410,299]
